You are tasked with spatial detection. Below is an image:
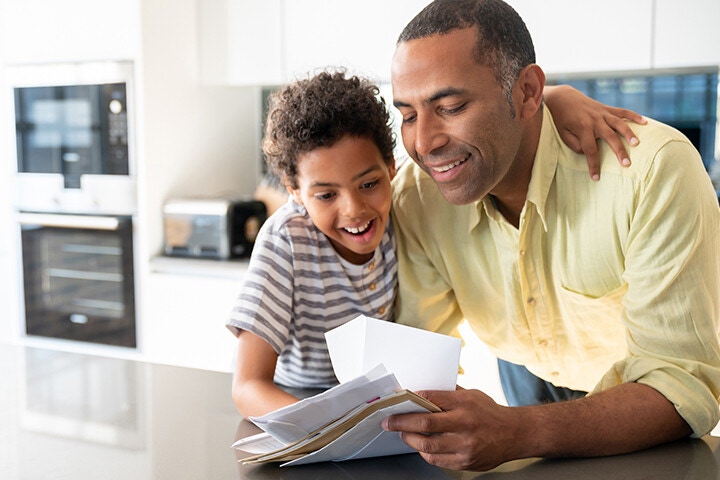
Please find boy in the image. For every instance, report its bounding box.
[227,71,397,418]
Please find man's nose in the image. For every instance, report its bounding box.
[413,113,447,157]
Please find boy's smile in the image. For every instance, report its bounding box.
[289,135,395,265]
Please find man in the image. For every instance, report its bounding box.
[384,0,720,472]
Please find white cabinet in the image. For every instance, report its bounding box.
[0,0,140,64]
[200,0,430,85]
[141,268,246,373]
[653,0,720,69]
[284,0,429,82]
[507,0,654,74]
[199,0,284,85]
[202,0,720,84]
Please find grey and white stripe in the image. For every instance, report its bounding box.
[227,200,397,388]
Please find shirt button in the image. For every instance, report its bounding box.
[368,282,377,291]
[368,262,375,271]
[527,297,536,305]
[538,339,548,347]
[519,250,525,256]
[378,306,386,315]
[551,371,559,377]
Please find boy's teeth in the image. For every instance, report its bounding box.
[345,221,371,234]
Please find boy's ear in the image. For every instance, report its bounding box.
[286,185,303,205]
[388,160,396,181]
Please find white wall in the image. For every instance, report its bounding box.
[0,0,16,344]
[136,0,263,263]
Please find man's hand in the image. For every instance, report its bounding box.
[382,388,523,471]
[545,84,647,181]
[382,383,691,472]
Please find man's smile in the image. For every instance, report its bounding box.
[430,155,469,173]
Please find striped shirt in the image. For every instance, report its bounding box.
[227,199,397,388]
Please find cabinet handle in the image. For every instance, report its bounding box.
[16,213,122,231]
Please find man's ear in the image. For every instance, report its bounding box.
[388,160,397,181]
[518,64,545,119]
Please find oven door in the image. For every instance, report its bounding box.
[18,213,136,348]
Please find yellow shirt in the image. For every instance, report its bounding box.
[392,108,720,436]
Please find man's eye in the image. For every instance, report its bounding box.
[361,180,379,190]
[402,113,416,124]
[442,103,466,115]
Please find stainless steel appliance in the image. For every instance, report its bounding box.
[163,197,267,259]
[6,62,138,348]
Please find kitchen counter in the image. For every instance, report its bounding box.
[2,342,719,479]
[149,255,250,280]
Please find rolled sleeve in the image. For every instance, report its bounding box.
[594,138,720,436]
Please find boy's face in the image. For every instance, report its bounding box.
[288,135,395,265]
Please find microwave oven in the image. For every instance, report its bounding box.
[5,61,137,215]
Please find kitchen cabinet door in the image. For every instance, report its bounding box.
[199,0,284,85]
[506,0,654,74]
[0,252,23,343]
[284,0,430,83]
[142,272,243,373]
[653,0,720,69]
[0,0,141,64]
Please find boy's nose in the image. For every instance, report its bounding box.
[342,193,367,218]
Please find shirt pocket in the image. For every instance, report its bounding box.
[556,283,628,352]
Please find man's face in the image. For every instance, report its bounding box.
[391,27,523,205]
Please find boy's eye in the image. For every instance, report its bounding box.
[361,180,379,190]
[314,192,335,201]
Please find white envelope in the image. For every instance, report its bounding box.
[281,400,424,467]
[248,364,400,444]
[325,315,462,392]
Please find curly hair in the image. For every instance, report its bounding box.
[262,70,396,189]
[398,0,535,117]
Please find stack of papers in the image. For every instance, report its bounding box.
[232,315,462,466]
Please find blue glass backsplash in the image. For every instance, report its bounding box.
[550,69,718,170]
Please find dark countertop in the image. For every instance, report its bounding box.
[2,342,720,479]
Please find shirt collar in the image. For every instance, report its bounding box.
[525,107,560,232]
[469,107,559,233]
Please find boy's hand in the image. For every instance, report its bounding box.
[545,85,647,181]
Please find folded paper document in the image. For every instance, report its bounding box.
[325,315,462,391]
[232,315,462,466]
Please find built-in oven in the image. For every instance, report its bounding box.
[17,213,136,348]
[14,81,129,188]
[6,61,136,215]
[5,61,139,349]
